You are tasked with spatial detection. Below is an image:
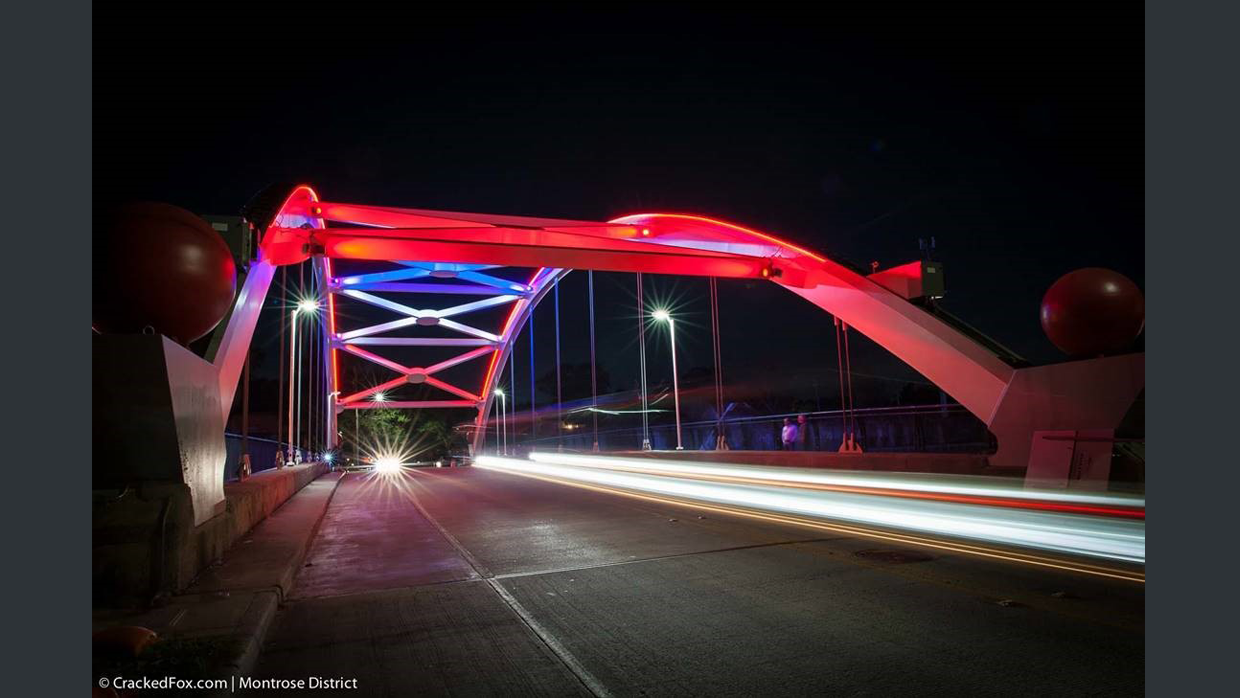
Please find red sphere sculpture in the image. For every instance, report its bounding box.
[93,202,237,345]
[1040,268,1144,357]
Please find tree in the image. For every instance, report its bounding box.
[413,418,464,461]
[339,407,411,464]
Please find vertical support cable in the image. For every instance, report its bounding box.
[320,259,333,453]
[315,265,322,454]
[286,300,296,461]
[709,277,727,450]
[315,308,320,455]
[588,270,599,452]
[555,278,563,451]
[310,265,319,456]
[276,267,287,458]
[294,262,304,457]
[509,348,516,450]
[637,273,650,450]
[296,260,303,453]
[529,313,536,442]
[834,316,846,449]
[843,321,857,446]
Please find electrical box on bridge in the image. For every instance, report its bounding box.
[867,260,945,301]
[201,215,254,271]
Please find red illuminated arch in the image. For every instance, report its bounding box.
[213,187,1143,468]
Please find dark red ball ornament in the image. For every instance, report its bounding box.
[1040,268,1144,357]
[93,202,237,345]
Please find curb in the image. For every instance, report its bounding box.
[225,471,345,681]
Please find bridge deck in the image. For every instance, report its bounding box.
[250,467,1142,696]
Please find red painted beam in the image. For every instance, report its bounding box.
[266,225,790,282]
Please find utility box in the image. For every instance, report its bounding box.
[867,260,946,300]
[201,215,254,271]
[199,215,254,361]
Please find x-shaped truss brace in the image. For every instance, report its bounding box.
[331,261,521,409]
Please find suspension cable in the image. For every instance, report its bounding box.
[834,316,846,447]
[310,264,318,454]
[277,266,287,456]
[588,270,599,451]
[637,272,650,450]
[843,321,856,443]
[555,277,563,450]
[529,313,535,442]
[509,347,516,450]
[709,277,727,450]
[296,260,304,455]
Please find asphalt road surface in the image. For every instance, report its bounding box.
[249,467,1143,697]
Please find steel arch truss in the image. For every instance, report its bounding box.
[329,261,565,417]
[301,202,573,453]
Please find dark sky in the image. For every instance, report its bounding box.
[94,2,1143,419]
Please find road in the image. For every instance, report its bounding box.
[249,467,1143,697]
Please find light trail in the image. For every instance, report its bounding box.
[526,452,1146,519]
[474,455,1145,581]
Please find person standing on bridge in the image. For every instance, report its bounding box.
[781,417,798,450]
[797,414,811,451]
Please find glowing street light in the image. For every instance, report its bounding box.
[296,298,320,314]
[493,388,507,455]
[652,309,684,450]
[373,391,387,403]
[373,456,402,475]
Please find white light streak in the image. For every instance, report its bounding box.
[475,455,1146,567]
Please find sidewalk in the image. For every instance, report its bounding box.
[93,471,344,690]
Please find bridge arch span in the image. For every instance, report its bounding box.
[213,186,1142,469]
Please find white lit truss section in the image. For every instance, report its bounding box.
[312,202,582,455]
[327,258,566,452]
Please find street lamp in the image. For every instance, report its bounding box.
[327,391,340,453]
[291,297,321,457]
[652,309,684,450]
[493,388,507,455]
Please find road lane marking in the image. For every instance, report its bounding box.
[404,472,613,698]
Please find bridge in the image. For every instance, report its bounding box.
[92,184,1145,696]
[220,183,1142,467]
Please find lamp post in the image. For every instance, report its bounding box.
[294,298,319,457]
[368,391,387,466]
[493,389,507,455]
[652,309,684,450]
[287,307,297,460]
[327,390,340,466]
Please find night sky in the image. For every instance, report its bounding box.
[94,2,1143,426]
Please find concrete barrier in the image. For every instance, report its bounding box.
[93,462,329,607]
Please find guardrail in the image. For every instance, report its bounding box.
[223,434,322,481]
[515,404,995,455]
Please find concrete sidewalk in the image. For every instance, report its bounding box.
[93,470,344,686]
